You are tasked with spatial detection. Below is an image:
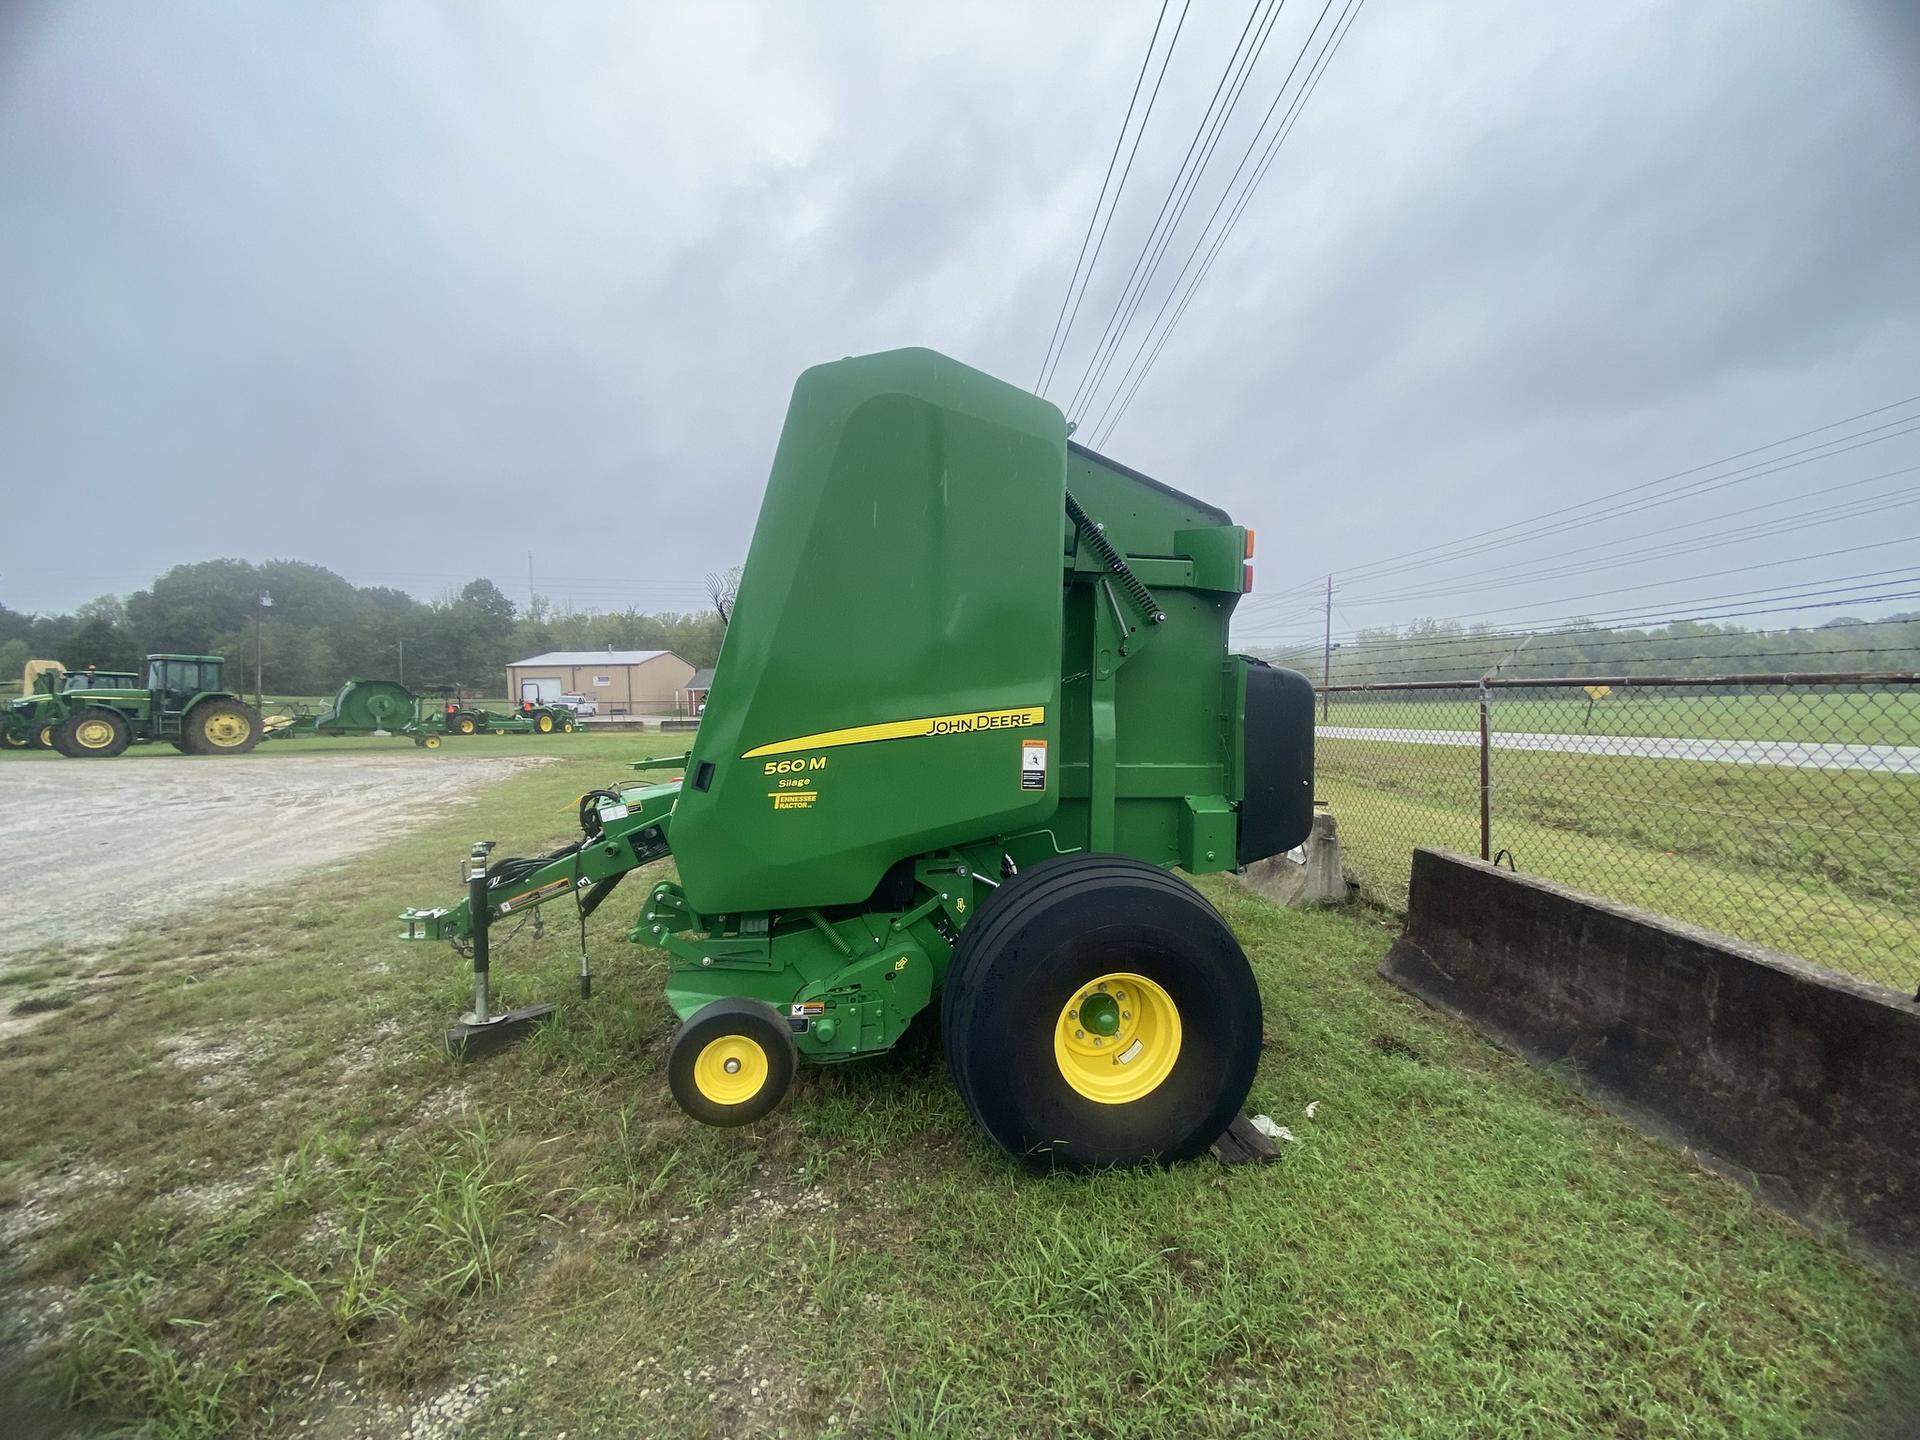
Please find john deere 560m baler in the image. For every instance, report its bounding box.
[403,348,1312,1169]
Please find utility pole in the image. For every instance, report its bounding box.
[397,638,405,686]
[1320,575,1333,720]
[254,590,272,707]
[527,551,536,618]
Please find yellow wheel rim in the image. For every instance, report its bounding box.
[537,714,553,732]
[73,717,117,750]
[425,735,442,748]
[693,1035,770,1106]
[1054,972,1182,1105]
[38,726,54,747]
[458,718,475,734]
[203,712,251,747]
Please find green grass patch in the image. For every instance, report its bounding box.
[1320,737,1920,990]
[1320,691,1920,747]
[0,742,1914,1437]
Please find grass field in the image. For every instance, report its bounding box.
[1319,691,1920,747]
[1318,735,1920,991]
[3,735,1917,1437]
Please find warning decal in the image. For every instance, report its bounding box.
[1021,739,1048,791]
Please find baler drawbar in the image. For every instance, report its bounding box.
[402,347,1312,1168]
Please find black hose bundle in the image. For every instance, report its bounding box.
[486,839,583,888]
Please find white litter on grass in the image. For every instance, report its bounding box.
[1305,1100,1321,1120]
[1248,1114,1297,1144]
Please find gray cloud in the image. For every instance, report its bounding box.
[3,0,1916,645]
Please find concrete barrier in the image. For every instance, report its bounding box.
[1382,848,1920,1282]
[1235,810,1350,908]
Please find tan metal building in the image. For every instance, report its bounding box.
[505,650,696,717]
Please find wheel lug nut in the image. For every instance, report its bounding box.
[1122,1011,1131,1020]
[1075,1029,1085,1039]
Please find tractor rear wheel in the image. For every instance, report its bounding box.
[941,854,1262,1172]
[667,998,797,1127]
[454,714,478,735]
[180,699,263,756]
[55,709,132,759]
[535,711,555,733]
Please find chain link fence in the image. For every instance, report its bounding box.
[1314,672,1920,995]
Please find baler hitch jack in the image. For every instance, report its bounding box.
[445,841,557,1058]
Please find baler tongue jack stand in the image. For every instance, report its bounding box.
[402,347,1316,1168]
[445,841,556,1058]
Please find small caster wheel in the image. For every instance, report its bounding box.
[667,997,797,1127]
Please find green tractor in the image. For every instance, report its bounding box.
[402,348,1313,1170]
[4,654,265,758]
[435,696,577,737]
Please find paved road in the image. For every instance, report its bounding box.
[0,752,545,961]
[1316,726,1920,774]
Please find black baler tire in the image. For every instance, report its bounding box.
[942,854,1261,1173]
[55,708,131,759]
[667,997,798,1128]
[180,699,264,756]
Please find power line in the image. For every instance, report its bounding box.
[1315,395,1920,587]
[1334,420,1920,595]
[1229,421,1920,622]
[1342,497,1920,611]
[1093,0,1366,444]
[1036,0,1191,397]
[1063,0,1288,421]
[1234,570,1920,646]
[1083,0,1349,438]
[1331,467,1920,609]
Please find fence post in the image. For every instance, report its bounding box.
[1478,681,1492,862]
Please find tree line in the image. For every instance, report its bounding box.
[1257,613,1920,687]
[0,559,728,697]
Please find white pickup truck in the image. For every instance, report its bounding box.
[559,693,598,717]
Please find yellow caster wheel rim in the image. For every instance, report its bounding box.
[1054,971,1182,1105]
[693,1035,770,1106]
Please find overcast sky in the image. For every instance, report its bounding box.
[3,1,1917,649]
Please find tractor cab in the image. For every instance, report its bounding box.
[146,655,225,717]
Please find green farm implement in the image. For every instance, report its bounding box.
[261,682,580,745]
[265,678,446,747]
[4,654,265,758]
[402,348,1312,1168]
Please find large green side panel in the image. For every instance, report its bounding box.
[1048,444,1246,866]
[672,349,1068,913]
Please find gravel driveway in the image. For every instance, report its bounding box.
[0,751,543,962]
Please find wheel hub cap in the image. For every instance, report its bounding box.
[76,719,115,748]
[1054,972,1182,1105]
